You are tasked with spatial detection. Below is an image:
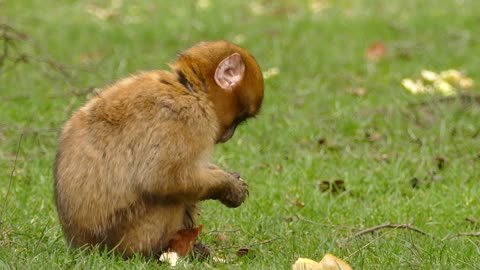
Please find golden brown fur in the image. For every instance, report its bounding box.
[54,41,264,257]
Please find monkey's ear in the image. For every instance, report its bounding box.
[214,53,245,90]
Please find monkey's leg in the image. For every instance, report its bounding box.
[182,203,211,259]
[106,203,186,257]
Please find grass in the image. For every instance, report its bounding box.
[1,0,480,269]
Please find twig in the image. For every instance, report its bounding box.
[206,229,241,234]
[0,134,23,221]
[343,223,438,241]
[215,237,281,251]
[34,220,50,251]
[342,222,439,261]
[3,86,96,101]
[0,123,58,134]
[407,93,480,108]
[442,232,480,241]
[0,22,76,84]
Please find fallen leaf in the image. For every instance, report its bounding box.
[168,225,203,256]
[262,67,280,79]
[410,177,420,189]
[317,137,327,145]
[285,216,294,223]
[347,87,367,96]
[236,247,255,258]
[435,156,447,170]
[212,256,227,263]
[466,216,478,224]
[367,132,382,142]
[80,51,102,64]
[233,34,246,44]
[285,193,305,207]
[318,180,346,194]
[373,153,389,162]
[215,233,230,244]
[309,0,330,14]
[196,0,210,9]
[277,164,283,172]
[365,41,387,62]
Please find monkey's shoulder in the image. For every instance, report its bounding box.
[81,70,215,125]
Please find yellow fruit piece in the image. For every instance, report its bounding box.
[292,254,353,270]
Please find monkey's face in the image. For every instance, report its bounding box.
[211,50,264,144]
[171,41,264,144]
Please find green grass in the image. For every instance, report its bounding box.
[1,0,480,269]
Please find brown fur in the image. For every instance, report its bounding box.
[54,41,264,257]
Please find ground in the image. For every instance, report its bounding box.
[1,0,480,269]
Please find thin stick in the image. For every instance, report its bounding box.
[342,223,438,261]
[407,94,480,108]
[344,223,438,241]
[205,229,241,234]
[0,134,23,220]
[215,237,281,251]
[443,232,480,241]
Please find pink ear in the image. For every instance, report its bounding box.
[214,53,245,90]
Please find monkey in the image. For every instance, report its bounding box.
[53,41,264,257]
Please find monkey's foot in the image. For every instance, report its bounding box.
[191,242,211,260]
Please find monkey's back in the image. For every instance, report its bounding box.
[54,70,218,243]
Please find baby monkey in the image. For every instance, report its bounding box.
[54,41,264,257]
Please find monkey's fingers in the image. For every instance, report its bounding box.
[220,177,248,208]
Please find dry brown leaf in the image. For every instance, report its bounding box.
[435,156,447,170]
[285,193,305,207]
[215,232,230,244]
[317,137,327,145]
[318,180,346,194]
[365,41,387,62]
[168,225,203,256]
[347,87,367,96]
[236,247,255,258]
[466,216,478,224]
[80,51,102,64]
[368,132,382,142]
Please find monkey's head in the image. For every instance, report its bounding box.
[171,41,264,143]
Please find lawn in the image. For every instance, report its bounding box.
[1,0,480,269]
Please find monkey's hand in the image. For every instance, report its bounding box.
[215,171,248,208]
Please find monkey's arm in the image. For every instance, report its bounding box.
[196,167,248,207]
[140,164,248,208]
[136,109,248,207]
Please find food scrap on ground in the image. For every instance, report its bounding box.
[401,69,474,96]
[159,225,204,266]
[292,253,353,270]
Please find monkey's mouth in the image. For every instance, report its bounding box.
[216,125,236,143]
